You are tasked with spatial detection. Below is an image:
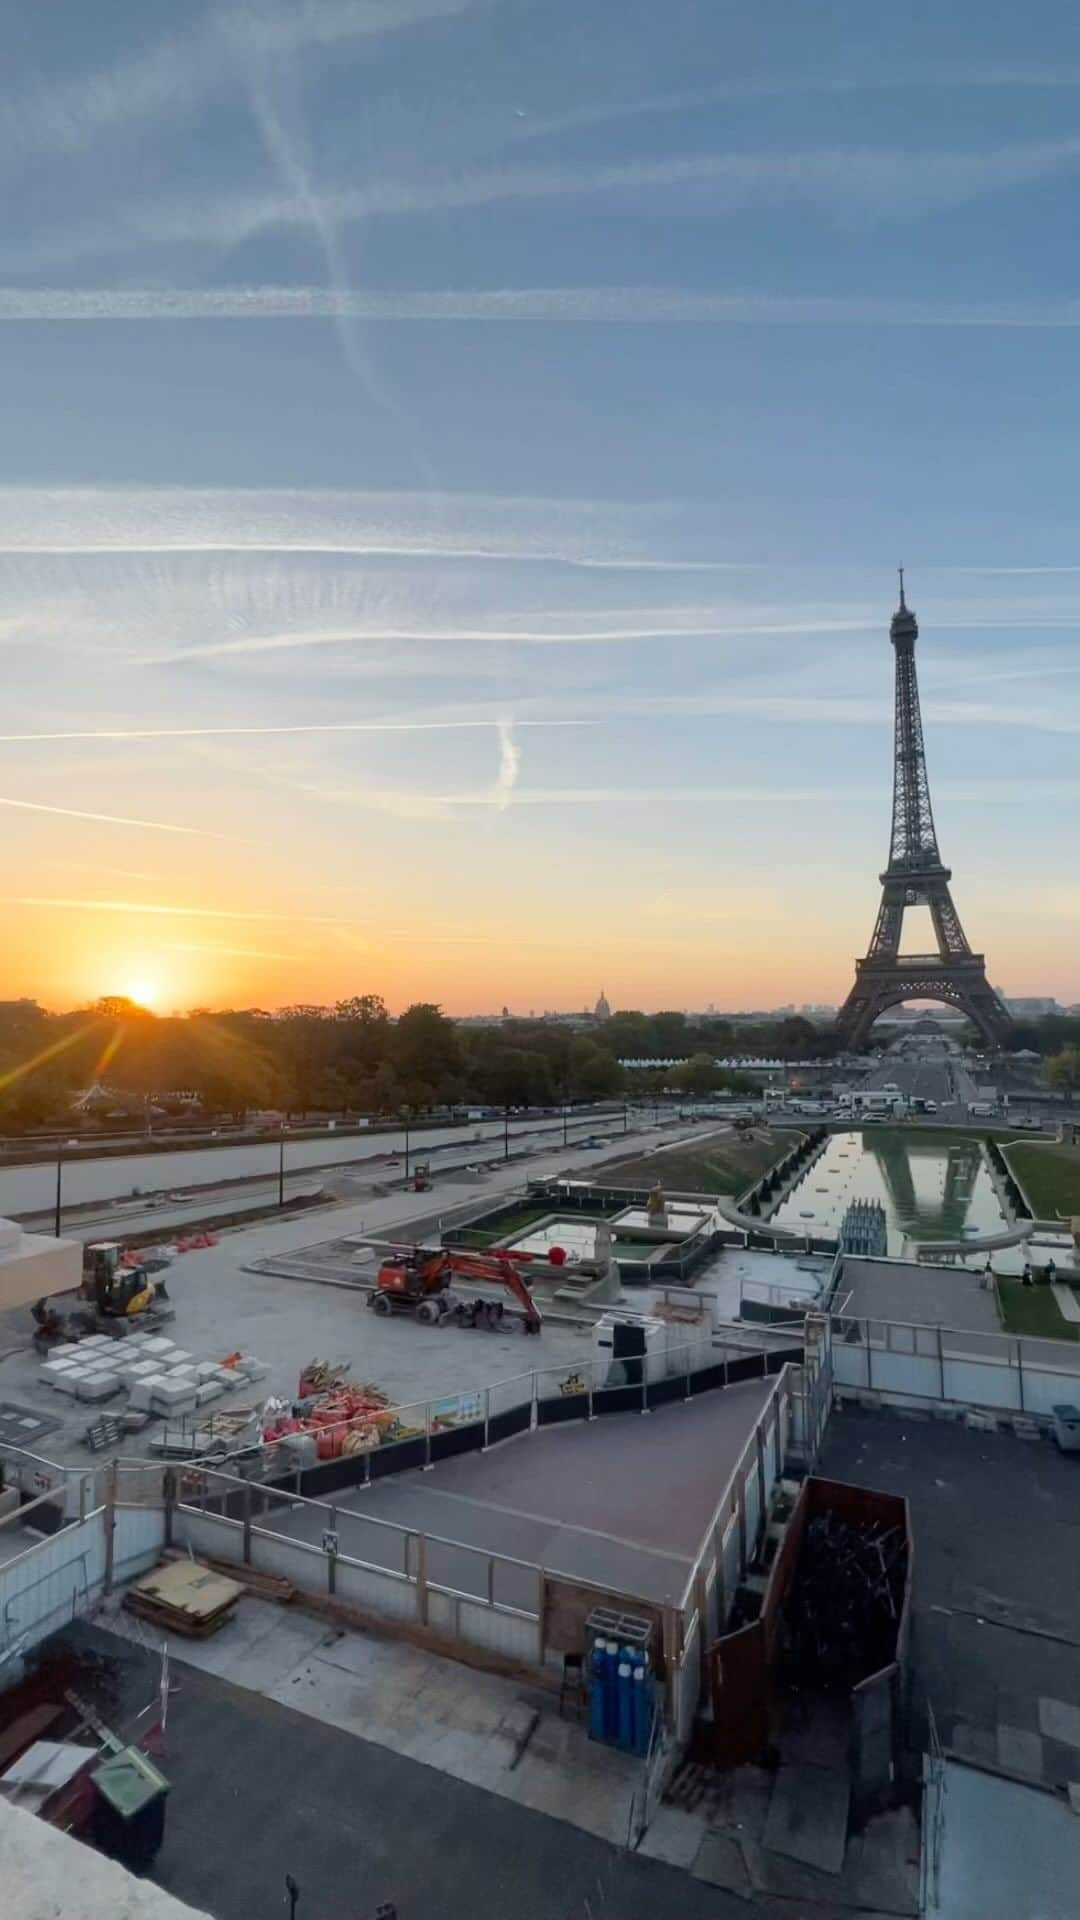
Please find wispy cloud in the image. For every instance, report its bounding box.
[18,136,1080,274]
[0,718,590,744]
[589,687,1080,739]
[0,796,206,834]
[160,940,302,961]
[0,486,730,573]
[2,0,482,161]
[7,285,1080,328]
[14,898,351,924]
[139,612,872,664]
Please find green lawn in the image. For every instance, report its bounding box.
[996,1275,1080,1342]
[454,1205,551,1248]
[1003,1142,1080,1220]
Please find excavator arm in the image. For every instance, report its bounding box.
[438,1248,544,1333]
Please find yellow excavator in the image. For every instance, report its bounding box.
[32,1243,171,1350]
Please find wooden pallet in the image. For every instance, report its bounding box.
[124,1559,244,1638]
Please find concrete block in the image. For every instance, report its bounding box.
[233,1354,261,1376]
[41,1360,75,1385]
[965,1409,997,1433]
[129,1380,157,1412]
[142,1337,174,1355]
[194,1360,221,1381]
[148,1390,195,1420]
[126,1360,159,1378]
[76,1373,121,1403]
[214,1369,243,1389]
[164,1349,191,1366]
[50,1372,82,1397]
[151,1378,197,1413]
[196,1381,223,1405]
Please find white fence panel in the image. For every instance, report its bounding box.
[249,1530,324,1587]
[0,1514,105,1660]
[832,1342,870,1390]
[743,1464,761,1553]
[455,1598,539,1664]
[113,1505,166,1582]
[721,1515,740,1601]
[868,1351,942,1400]
[175,1508,243,1561]
[675,1617,701,1744]
[1014,1367,1073,1420]
[762,1421,778,1495]
[335,1556,417,1622]
[943,1359,1020,1411]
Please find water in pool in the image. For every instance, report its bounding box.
[771,1129,1023,1271]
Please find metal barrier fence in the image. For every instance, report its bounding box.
[173,1462,666,1673]
[205,1328,804,1504]
[830,1312,1080,1417]
[0,1495,165,1665]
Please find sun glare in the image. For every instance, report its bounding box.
[124,979,159,1010]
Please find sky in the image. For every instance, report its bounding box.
[3,0,1080,1017]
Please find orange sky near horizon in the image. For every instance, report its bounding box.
[4,880,1075,1018]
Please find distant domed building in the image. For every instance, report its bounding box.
[594,990,611,1023]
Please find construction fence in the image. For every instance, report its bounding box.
[829,1313,1080,1418]
[248,1328,803,1506]
[0,1462,166,1670]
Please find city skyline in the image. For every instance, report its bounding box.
[4,3,1080,1015]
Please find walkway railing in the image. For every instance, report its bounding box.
[830,1310,1080,1417]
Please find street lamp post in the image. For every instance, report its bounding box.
[562,1100,568,1149]
[403,1108,411,1183]
[54,1147,63,1239]
[278,1131,285,1208]
[504,1103,510,1162]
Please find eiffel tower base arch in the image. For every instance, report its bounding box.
[836,958,1013,1052]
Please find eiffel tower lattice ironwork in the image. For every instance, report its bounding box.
[836,577,1012,1051]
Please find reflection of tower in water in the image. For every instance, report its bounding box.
[862,1131,982,1246]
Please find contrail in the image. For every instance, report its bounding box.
[0,719,593,743]
[15,897,351,923]
[493,718,519,810]
[0,795,204,833]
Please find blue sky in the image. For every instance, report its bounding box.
[2,0,1079,1013]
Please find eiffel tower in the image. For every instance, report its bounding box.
[836,577,1011,1051]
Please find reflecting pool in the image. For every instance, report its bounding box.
[770,1129,1023,1271]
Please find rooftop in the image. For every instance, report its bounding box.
[278,1380,774,1606]
[838,1255,1002,1332]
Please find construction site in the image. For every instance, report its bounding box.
[1,1110,1079,1919]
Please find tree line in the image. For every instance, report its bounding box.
[1,997,1076,1134]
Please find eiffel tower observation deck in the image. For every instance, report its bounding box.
[836,578,1012,1052]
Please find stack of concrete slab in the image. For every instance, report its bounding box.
[39,1336,269,1426]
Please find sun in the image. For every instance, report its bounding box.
[124,979,159,1011]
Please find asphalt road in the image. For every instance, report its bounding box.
[0,1109,622,1220]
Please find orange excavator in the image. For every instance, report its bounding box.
[369,1245,544,1333]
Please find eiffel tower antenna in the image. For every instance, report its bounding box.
[835,582,1011,1051]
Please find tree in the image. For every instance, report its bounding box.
[1045,1047,1080,1096]
[567,1038,625,1100]
[651,1011,689,1057]
[372,1061,402,1113]
[187,1017,279,1119]
[392,1004,462,1107]
[673,1052,725,1095]
[469,1045,554,1109]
